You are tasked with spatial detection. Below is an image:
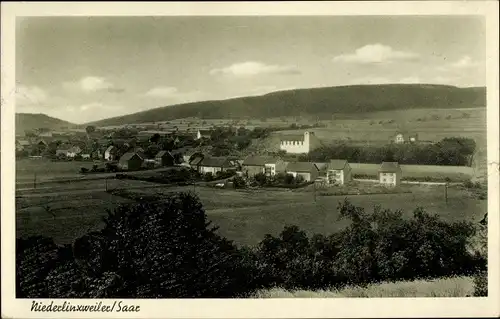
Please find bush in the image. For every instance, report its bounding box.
[80,167,89,174]
[473,271,487,296]
[204,172,214,182]
[233,176,246,188]
[16,193,256,298]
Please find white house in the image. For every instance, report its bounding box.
[378,162,402,187]
[104,146,117,161]
[394,131,418,144]
[326,159,352,186]
[279,131,321,154]
[196,129,212,140]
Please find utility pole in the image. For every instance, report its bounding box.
[105,177,108,192]
[444,182,448,204]
[313,180,317,202]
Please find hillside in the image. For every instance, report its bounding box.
[87,84,486,127]
[16,113,75,135]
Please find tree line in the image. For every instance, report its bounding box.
[300,137,476,166]
[17,192,486,298]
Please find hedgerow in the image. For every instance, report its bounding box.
[16,193,486,298]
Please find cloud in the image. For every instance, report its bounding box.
[16,85,48,106]
[210,61,301,77]
[64,76,124,93]
[332,44,419,64]
[144,86,179,98]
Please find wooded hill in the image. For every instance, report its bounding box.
[86,84,486,127]
[16,113,75,135]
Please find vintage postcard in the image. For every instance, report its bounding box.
[1,1,499,318]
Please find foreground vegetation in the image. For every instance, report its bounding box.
[255,276,475,298]
[16,192,487,298]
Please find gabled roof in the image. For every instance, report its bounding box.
[242,155,279,166]
[155,150,173,159]
[280,134,304,142]
[105,145,116,153]
[286,161,319,172]
[199,156,231,168]
[314,162,329,171]
[189,156,204,166]
[328,159,348,170]
[119,152,143,163]
[17,139,31,146]
[198,129,212,135]
[379,162,401,173]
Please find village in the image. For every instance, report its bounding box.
[15,121,473,192]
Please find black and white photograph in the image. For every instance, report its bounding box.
[1,2,499,318]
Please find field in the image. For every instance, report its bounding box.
[349,163,474,181]
[254,276,475,298]
[16,158,101,183]
[16,179,486,246]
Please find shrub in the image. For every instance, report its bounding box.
[16,193,256,298]
[80,167,89,174]
[473,271,487,296]
[204,172,214,182]
[233,176,246,188]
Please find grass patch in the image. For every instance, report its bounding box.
[254,276,475,298]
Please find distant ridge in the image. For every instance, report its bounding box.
[16,113,75,135]
[83,84,485,126]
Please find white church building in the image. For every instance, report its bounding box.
[279,131,322,154]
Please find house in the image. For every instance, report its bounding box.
[91,149,103,160]
[154,150,175,167]
[16,139,30,151]
[118,152,144,171]
[67,146,82,158]
[198,156,233,175]
[285,162,320,182]
[242,155,287,177]
[189,155,204,171]
[55,149,70,157]
[279,131,322,154]
[196,129,212,140]
[104,146,118,161]
[393,131,419,144]
[378,162,402,187]
[326,159,352,186]
[81,154,91,160]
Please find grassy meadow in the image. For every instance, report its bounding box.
[254,276,475,298]
[16,180,486,246]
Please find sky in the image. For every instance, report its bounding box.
[15,16,486,124]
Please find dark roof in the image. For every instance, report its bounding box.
[242,155,279,166]
[199,156,231,168]
[286,162,319,172]
[314,162,329,171]
[198,129,211,135]
[17,139,30,146]
[328,159,348,170]
[189,156,204,166]
[379,162,401,173]
[119,152,143,163]
[280,134,304,142]
[155,150,172,159]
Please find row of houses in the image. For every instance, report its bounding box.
[239,156,401,186]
